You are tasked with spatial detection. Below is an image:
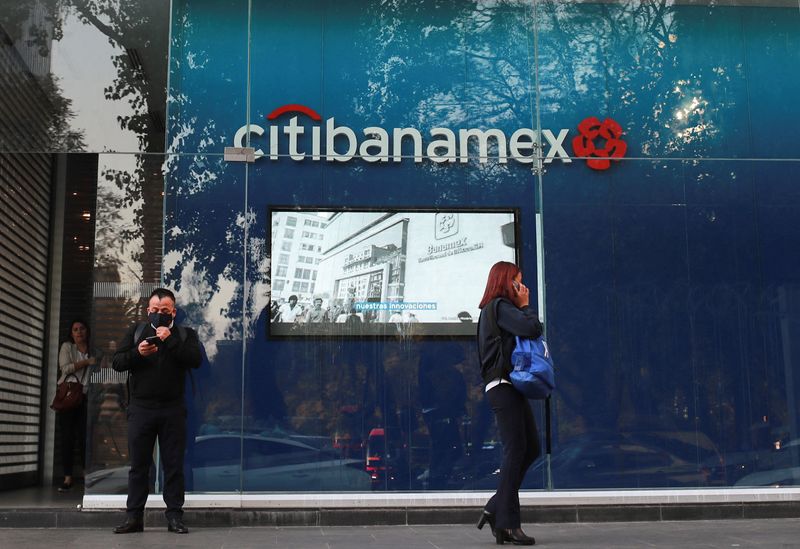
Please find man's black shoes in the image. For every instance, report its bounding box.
[167,517,189,534]
[112,517,188,534]
[113,518,143,534]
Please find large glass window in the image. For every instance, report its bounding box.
[5,0,798,496]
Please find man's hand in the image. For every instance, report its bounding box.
[137,340,159,357]
[155,326,171,341]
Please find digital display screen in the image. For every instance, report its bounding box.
[268,208,519,337]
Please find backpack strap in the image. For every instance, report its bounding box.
[174,326,196,396]
[134,322,147,344]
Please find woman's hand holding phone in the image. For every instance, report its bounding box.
[511,280,530,308]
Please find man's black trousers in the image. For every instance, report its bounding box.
[484,384,540,529]
[126,403,186,519]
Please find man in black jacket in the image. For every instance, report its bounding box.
[112,288,202,535]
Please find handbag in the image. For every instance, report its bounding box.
[510,335,555,400]
[50,373,84,412]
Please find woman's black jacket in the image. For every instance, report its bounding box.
[477,297,543,384]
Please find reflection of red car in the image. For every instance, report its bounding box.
[366,428,396,489]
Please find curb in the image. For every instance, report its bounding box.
[3,502,800,528]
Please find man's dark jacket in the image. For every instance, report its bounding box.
[113,323,202,408]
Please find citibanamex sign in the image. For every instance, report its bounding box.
[232,105,626,170]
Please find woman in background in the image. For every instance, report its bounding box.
[56,319,101,492]
[476,261,543,545]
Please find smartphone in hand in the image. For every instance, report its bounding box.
[144,335,161,345]
[512,280,521,292]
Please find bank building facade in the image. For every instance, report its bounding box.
[1,0,800,514]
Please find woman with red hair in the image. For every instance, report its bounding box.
[476,261,542,545]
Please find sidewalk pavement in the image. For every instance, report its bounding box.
[1,519,798,549]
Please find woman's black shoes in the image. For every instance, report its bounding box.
[477,510,496,536]
[479,512,534,545]
[495,527,535,545]
[57,481,72,492]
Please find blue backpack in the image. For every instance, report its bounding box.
[510,335,555,400]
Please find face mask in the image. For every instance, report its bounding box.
[148,312,173,328]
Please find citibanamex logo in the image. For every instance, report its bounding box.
[571,117,627,171]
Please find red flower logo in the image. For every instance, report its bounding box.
[571,117,627,170]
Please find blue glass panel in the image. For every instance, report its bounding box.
[164,0,249,493]
[158,0,800,495]
[734,201,800,487]
[611,160,684,206]
[536,2,800,161]
[168,0,249,154]
[542,155,800,489]
[743,12,800,158]
[685,200,762,485]
[684,161,753,207]
[754,161,800,207]
[163,154,248,492]
[234,0,541,493]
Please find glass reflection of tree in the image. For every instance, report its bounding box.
[14,0,251,354]
[7,0,169,288]
[0,2,85,151]
[356,0,539,202]
[537,1,725,156]
[160,3,254,350]
[70,1,170,286]
[7,0,167,150]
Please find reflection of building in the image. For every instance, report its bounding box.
[270,211,329,302]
